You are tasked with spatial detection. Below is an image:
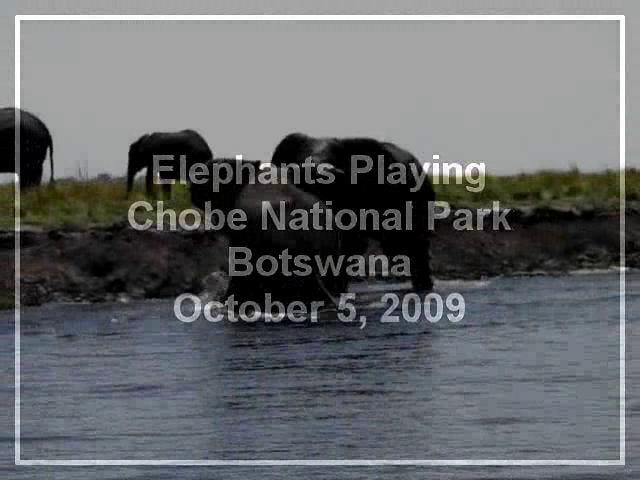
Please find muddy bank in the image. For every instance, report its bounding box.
[0,205,637,307]
[431,205,637,279]
[0,226,229,307]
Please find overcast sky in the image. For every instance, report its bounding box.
[0,1,636,181]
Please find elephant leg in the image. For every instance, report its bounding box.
[406,231,434,292]
[312,231,364,299]
[19,163,43,188]
[19,175,30,188]
[145,168,155,197]
[224,245,280,307]
[380,230,433,292]
[161,182,172,200]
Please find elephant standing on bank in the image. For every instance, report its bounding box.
[271,132,435,292]
[0,107,54,188]
[127,129,213,197]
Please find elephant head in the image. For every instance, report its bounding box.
[271,133,435,292]
[126,134,150,196]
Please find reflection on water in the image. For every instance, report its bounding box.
[1,272,636,479]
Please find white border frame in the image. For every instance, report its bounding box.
[14,14,626,467]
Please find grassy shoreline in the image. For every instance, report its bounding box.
[0,169,636,230]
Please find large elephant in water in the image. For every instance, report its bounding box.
[127,129,213,197]
[0,107,54,188]
[190,158,349,307]
[271,132,435,292]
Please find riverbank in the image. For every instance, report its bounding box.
[1,169,636,229]
[1,203,636,308]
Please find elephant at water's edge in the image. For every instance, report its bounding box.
[127,129,213,197]
[272,132,435,292]
[190,158,349,308]
[0,107,54,188]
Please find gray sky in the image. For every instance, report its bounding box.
[1,1,636,180]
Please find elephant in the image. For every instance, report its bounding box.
[0,107,54,188]
[126,129,213,197]
[271,132,435,292]
[189,158,349,308]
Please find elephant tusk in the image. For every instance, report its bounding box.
[314,272,340,309]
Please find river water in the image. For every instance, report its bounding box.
[1,272,637,478]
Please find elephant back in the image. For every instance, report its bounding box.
[144,130,212,163]
[0,107,51,140]
[0,107,51,169]
[0,108,50,139]
[180,129,212,158]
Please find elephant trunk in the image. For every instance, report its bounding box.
[126,165,137,197]
[126,147,138,197]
